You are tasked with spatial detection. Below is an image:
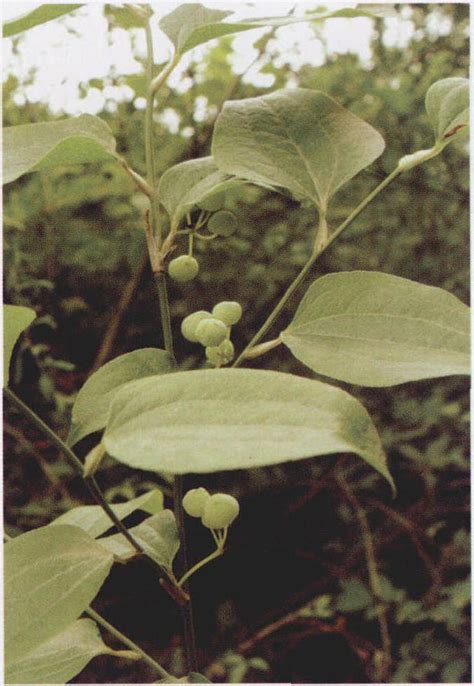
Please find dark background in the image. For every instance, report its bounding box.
[3,4,470,683]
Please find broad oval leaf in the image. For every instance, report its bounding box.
[5,618,122,685]
[159,4,389,56]
[3,4,83,37]
[425,77,469,142]
[212,88,385,209]
[158,156,245,225]
[68,348,174,446]
[100,510,180,570]
[49,489,164,538]
[3,114,118,185]
[5,525,114,664]
[103,368,393,488]
[3,304,36,386]
[281,271,470,387]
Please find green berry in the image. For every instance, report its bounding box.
[168,255,199,283]
[212,301,242,326]
[207,210,238,237]
[202,493,240,529]
[205,339,234,366]
[195,317,228,347]
[205,346,222,367]
[181,310,212,343]
[219,339,234,363]
[182,487,210,517]
[198,191,225,212]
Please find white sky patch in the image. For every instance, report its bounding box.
[158,107,181,134]
[1,2,457,116]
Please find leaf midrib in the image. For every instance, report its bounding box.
[288,311,469,338]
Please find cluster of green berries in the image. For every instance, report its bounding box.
[167,210,238,283]
[181,300,242,366]
[182,488,239,529]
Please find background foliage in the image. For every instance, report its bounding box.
[3,4,470,683]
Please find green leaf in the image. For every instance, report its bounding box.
[281,271,470,387]
[212,88,385,208]
[103,4,152,29]
[103,368,392,488]
[425,77,469,143]
[186,674,212,683]
[49,489,164,538]
[441,658,468,683]
[336,578,373,613]
[3,4,83,37]
[159,4,387,56]
[3,304,36,386]
[159,5,232,54]
[158,156,246,225]
[68,348,174,446]
[99,510,180,570]
[5,618,127,685]
[5,525,114,665]
[3,114,118,185]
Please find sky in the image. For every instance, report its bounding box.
[1,1,451,116]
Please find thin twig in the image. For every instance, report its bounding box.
[86,606,174,681]
[4,422,77,503]
[336,468,391,682]
[232,168,401,368]
[366,497,441,586]
[3,388,191,605]
[91,254,148,373]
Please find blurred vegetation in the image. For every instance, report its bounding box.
[3,4,470,683]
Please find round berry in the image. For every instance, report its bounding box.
[198,191,225,212]
[207,210,238,237]
[212,301,242,326]
[205,346,222,367]
[181,310,212,343]
[182,487,210,517]
[202,493,240,529]
[168,255,199,283]
[218,339,234,363]
[205,339,234,366]
[195,318,228,347]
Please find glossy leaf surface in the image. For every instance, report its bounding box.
[212,88,384,208]
[49,489,164,538]
[3,114,117,185]
[104,368,393,487]
[3,304,36,386]
[68,348,174,445]
[5,525,113,664]
[281,271,470,387]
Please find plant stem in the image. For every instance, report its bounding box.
[144,20,161,248]
[4,388,146,558]
[142,20,198,672]
[153,273,176,363]
[232,167,401,367]
[86,607,174,681]
[173,476,199,672]
[4,531,176,680]
[177,546,224,587]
